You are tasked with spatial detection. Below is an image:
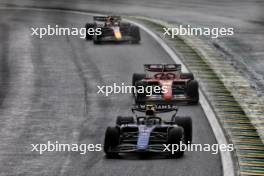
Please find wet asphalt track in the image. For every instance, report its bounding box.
[0,8,221,176]
[2,0,263,99]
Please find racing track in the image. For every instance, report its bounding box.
[0,9,221,176]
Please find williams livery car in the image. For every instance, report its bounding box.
[85,16,141,44]
[103,105,192,158]
[132,64,199,104]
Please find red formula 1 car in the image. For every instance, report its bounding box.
[132,64,199,105]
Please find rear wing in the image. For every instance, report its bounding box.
[132,104,178,113]
[93,16,121,21]
[144,64,181,72]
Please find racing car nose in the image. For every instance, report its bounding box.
[160,81,173,100]
[113,27,122,40]
[164,89,173,100]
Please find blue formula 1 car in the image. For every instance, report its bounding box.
[103,105,192,158]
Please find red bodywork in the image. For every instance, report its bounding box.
[142,73,189,101]
[134,64,198,104]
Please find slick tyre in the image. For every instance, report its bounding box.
[104,127,120,158]
[168,127,184,158]
[187,80,199,104]
[85,23,94,40]
[172,116,192,144]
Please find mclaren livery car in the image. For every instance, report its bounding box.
[132,64,199,104]
[85,16,141,44]
[103,105,192,158]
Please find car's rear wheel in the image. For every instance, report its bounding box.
[172,116,192,144]
[132,73,145,86]
[180,73,194,80]
[132,73,145,97]
[104,127,120,158]
[85,23,94,40]
[167,127,184,158]
[116,116,135,126]
[187,80,199,104]
[120,22,130,28]
[134,81,147,104]
[130,26,140,44]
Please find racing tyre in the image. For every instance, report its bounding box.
[172,116,192,144]
[85,23,94,40]
[120,22,130,28]
[93,37,101,44]
[134,81,147,104]
[130,26,141,44]
[180,73,194,80]
[187,80,199,104]
[132,73,145,86]
[132,73,145,97]
[167,127,184,158]
[116,116,135,126]
[104,127,120,158]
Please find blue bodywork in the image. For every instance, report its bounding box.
[137,125,155,150]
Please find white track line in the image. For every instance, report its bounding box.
[127,19,235,176]
[0,6,235,176]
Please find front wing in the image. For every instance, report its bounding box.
[106,144,168,153]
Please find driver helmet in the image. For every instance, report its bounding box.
[145,105,156,116]
[107,16,114,23]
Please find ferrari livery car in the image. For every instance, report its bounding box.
[132,64,199,104]
[85,16,141,44]
[104,105,192,158]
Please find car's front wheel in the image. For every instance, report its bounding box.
[187,80,199,104]
[85,23,94,40]
[130,26,141,44]
[104,127,120,158]
[167,127,185,158]
[93,36,101,44]
[172,116,192,144]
